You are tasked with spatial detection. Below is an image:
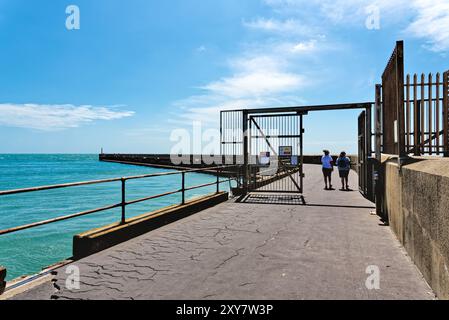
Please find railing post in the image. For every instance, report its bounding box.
[242,111,249,195]
[216,167,220,194]
[444,70,449,157]
[181,172,185,205]
[121,178,126,224]
[0,266,6,295]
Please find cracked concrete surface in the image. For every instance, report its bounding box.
[11,165,435,300]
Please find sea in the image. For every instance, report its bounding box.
[0,154,231,281]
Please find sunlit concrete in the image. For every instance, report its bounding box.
[10,165,434,300]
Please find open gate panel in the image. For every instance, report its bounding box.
[248,113,304,194]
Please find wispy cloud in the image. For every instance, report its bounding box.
[171,0,448,130]
[405,0,449,52]
[172,8,335,126]
[263,0,408,23]
[200,56,304,99]
[291,39,318,53]
[173,54,308,126]
[243,17,316,36]
[263,0,449,52]
[0,103,134,131]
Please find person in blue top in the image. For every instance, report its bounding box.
[336,151,351,191]
[321,150,334,190]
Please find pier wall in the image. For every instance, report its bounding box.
[382,158,449,299]
[99,154,358,170]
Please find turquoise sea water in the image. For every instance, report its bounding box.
[0,154,231,281]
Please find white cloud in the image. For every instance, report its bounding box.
[201,69,303,98]
[263,0,449,52]
[173,95,306,127]
[172,53,307,126]
[405,0,449,52]
[243,17,315,36]
[263,0,408,23]
[291,39,317,53]
[0,103,134,131]
[173,12,334,126]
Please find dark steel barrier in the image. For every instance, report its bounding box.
[378,41,449,157]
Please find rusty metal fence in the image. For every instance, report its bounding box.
[377,41,449,157]
[404,71,449,156]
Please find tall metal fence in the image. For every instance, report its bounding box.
[378,41,449,157]
[404,71,449,155]
[381,41,405,156]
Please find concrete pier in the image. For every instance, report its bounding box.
[7,165,434,300]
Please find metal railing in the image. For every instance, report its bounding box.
[0,165,241,236]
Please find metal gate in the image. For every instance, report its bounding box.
[358,111,367,195]
[220,109,305,195]
[358,108,374,201]
[221,103,374,200]
[248,113,304,194]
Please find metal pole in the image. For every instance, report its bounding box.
[375,85,382,161]
[220,111,223,159]
[444,71,449,157]
[300,114,304,194]
[416,100,422,156]
[121,178,126,224]
[243,111,249,195]
[182,172,185,205]
[216,167,220,194]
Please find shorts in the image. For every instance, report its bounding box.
[339,170,350,178]
[322,168,333,177]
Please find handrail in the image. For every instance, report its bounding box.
[0,165,237,196]
[0,165,242,236]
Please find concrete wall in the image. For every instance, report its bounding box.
[383,158,449,299]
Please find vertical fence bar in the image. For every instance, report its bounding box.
[406,74,411,153]
[436,73,441,155]
[413,74,420,155]
[242,111,249,194]
[216,167,220,194]
[375,84,382,160]
[121,178,126,224]
[220,111,222,157]
[300,114,304,193]
[444,71,449,156]
[421,73,426,154]
[429,73,433,155]
[181,172,185,205]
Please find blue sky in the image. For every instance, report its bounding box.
[0,0,448,154]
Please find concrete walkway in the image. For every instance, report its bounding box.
[12,165,434,300]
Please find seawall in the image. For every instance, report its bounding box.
[99,154,358,169]
[382,157,449,299]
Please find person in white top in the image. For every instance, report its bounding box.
[321,150,334,190]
